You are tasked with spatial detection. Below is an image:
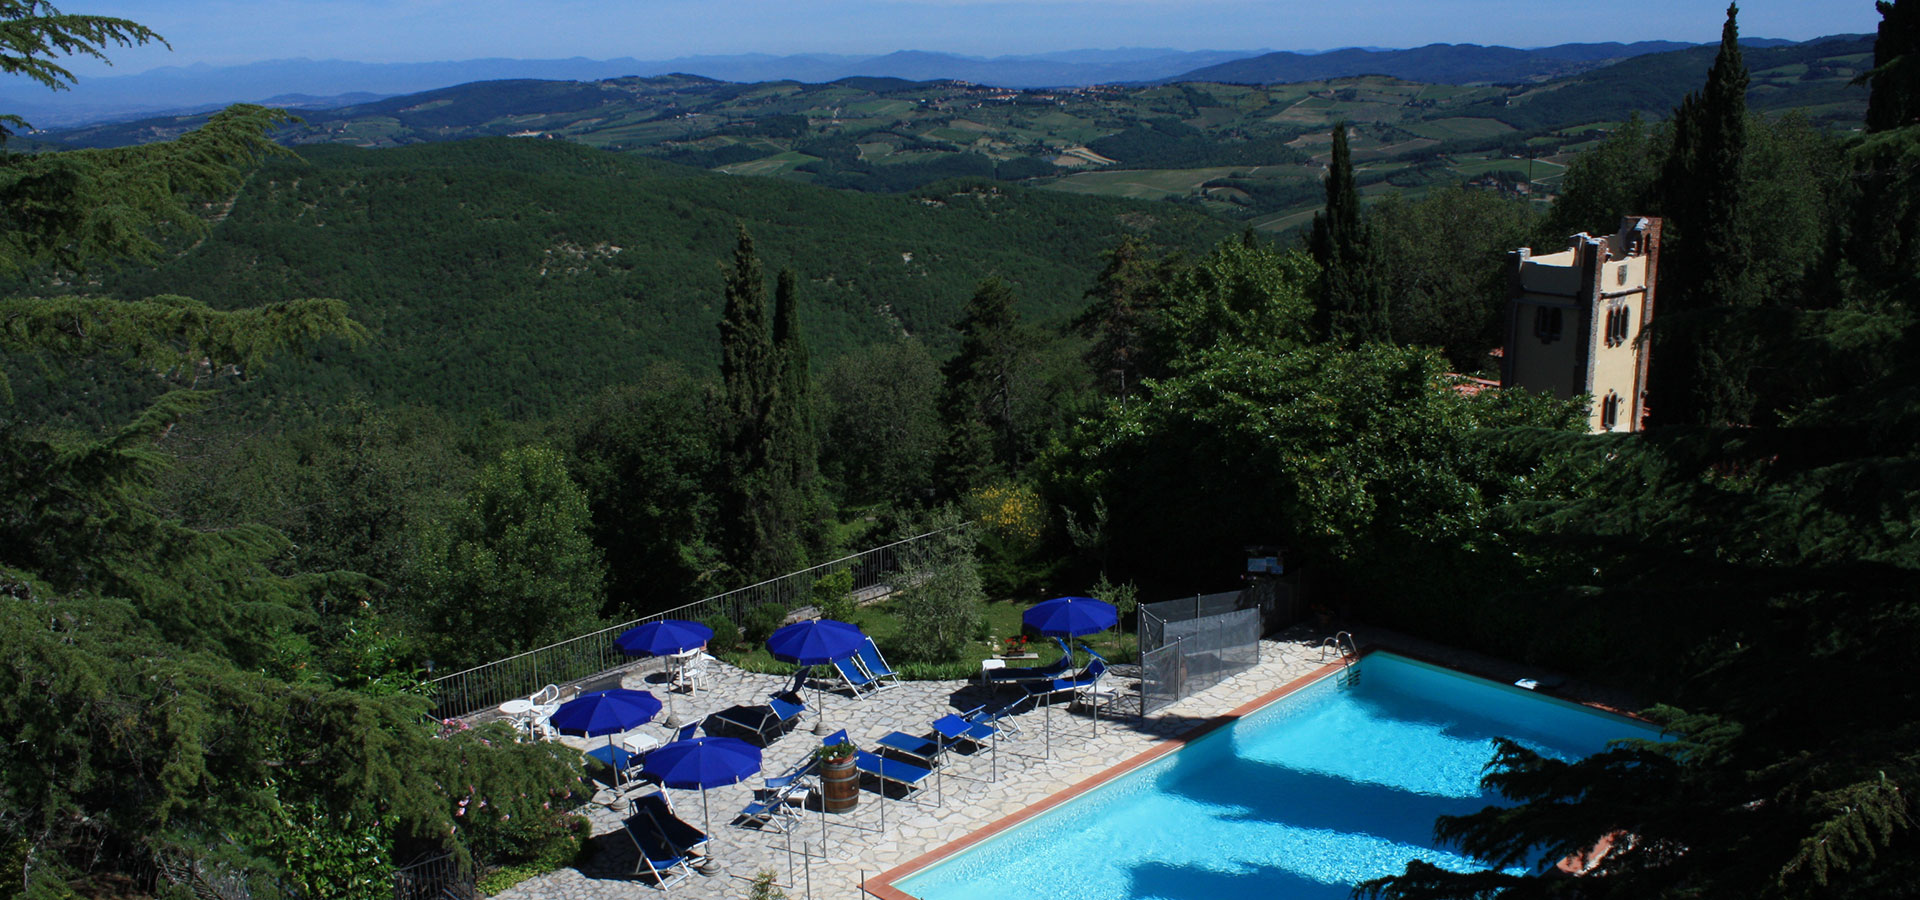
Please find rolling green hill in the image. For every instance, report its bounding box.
[15,138,1234,422]
[33,33,1870,240]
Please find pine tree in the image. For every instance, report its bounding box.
[1649,3,1755,427]
[935,277,1026,498]
[1074,235,1161,398]
[1,9,582,894]
[1308,122,1390,346]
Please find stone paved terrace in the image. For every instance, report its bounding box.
[492,624,1634,900]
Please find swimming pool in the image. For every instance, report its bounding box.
[888,652,1664,900]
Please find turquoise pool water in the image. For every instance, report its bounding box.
[894,652,1665,900]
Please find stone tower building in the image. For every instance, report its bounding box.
[1501,216,1662,433]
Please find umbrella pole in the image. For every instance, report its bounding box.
[608,734,621,790]
[812,675,830,736]
[663,657,683,728]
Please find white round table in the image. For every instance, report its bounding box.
[498,699,536,735]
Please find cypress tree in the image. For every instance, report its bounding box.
[718,225,772,440]
[1649,3,1754,428]
[1309,122,1390,346]
[1865,0,1920,132]
[1851,0,1920,294]
[766,267,825,565]
[716,225,779,579]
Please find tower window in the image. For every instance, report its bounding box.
[1604,307,1631,347]
[1600,392,1621,431]
[1533,306,1563,343]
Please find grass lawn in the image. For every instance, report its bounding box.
[1404,116,1515,141]
[712,596,1135,680]
[717,150,820,177]
[1043,166,1244,200]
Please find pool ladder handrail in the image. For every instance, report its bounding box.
[1320,631,1360,686]
[1318,631,1358,662]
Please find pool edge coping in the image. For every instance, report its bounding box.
[863,653,1354,900]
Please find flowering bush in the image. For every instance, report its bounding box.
[966,481,1056,596]
[970,482,1045,544]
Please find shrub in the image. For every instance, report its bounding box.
[743,602,788,645]
[703,614,740,651]
[812,568,856,621]
[895,659,986,680]
[967,481,1058,596]
[893,507,984,663]
[1089,571,1139,621]
[475,814,589,894]
[747,869,789,900]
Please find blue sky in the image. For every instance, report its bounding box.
[66,0,1881,75]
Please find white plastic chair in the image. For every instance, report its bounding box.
[674,652,712,695]
[528,684,570,740]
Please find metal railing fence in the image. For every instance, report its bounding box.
[392,851,473,900]
[426,528,950,718]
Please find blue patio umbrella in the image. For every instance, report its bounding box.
[640,736,763,836]
[549,689,662,780]
[615,620,715,726]
[766,619,868,734]
[1024,596,1118,637]
[616,619,714,656]
[765,618,865,664]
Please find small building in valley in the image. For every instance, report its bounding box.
[1501,216,1661,433]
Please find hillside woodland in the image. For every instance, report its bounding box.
[1,1,1917,898]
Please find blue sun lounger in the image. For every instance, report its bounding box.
[625,793,708,889]
[624,814,692,888]
[854,637,902,690]
[933,705,1002,753]
[874,728,942,766]
[734,756,817,832]
[824,729,939,803]
[587,743,643,776]
[831,655,882,698]
[931,705,1009,781]
[1020,658,1110,706]
[983,637,1077,685]
[714,690,806,745]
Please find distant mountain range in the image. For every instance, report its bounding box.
[1170,38,1804,85]
[0,37,1825,130]
[0,50,1256,128]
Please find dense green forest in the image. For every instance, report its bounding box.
[3,1,1918,898]
[4,139,1234,423]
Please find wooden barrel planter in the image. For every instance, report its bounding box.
[821,754,859,813]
